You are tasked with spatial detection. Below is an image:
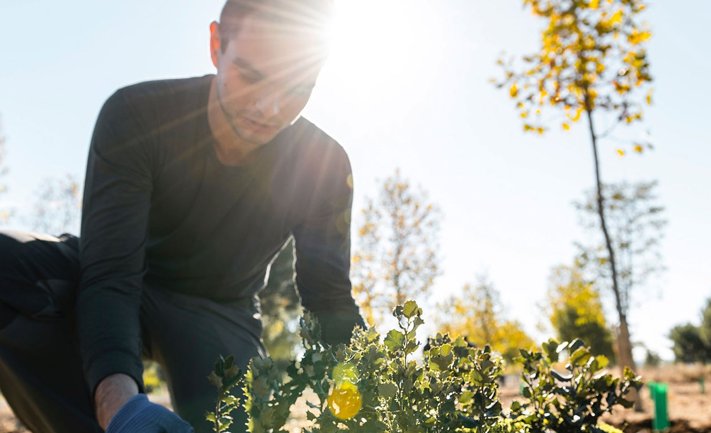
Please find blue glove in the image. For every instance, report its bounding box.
[106,394,194,433]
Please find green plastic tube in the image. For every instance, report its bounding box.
[647,382,670,431]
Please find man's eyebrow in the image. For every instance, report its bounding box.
[233,57,265,79]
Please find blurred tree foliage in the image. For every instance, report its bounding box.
[669,299,711,364]
[0,119,11,224]
[575,181,666,314]
[669,323,709,364]
[700,298,711,351]
[29,174,82,235]
[351,168,441,329]
[546,263,616,362]
[436,276,536,364]
[259,238,302,368]
[494,0,654,390]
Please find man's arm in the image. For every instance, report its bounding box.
[291,142,365,345]
[78,88,152,423]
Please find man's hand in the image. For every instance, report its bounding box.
[317,311,367,347]
[105,394,194,433]
[95,373,139,429]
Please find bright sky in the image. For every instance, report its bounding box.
[1,0,709,361]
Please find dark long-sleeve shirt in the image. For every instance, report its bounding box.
[77,75,364,394]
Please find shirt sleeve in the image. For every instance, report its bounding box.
[77,88,153,396]
[291,143,366,346]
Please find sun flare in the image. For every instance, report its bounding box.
[322,0,442,96]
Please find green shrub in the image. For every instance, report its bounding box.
[207,300,641,433]
[511,339,639,433]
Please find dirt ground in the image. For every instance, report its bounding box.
[1,364,709,433]
[599,364,711,433]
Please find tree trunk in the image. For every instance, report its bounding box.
[584,98,642,410]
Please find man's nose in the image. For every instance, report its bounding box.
[254,91,282,117]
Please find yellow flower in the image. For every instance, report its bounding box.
[327,381,362,420]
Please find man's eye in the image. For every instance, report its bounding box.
[237,69,261,84]
[243,74,261,84]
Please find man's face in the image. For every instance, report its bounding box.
[210,15,327,147]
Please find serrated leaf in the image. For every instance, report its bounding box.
[402,300,419,318]
[551,370,573,382]
[568,339,585,352]
[459,390,474,404]
[333,362,359,385]
[569,347,592,367]
[378,382,398,398]
[384,330,405,351]
[208,371,223,388]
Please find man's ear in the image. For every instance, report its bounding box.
[209,21,221,67]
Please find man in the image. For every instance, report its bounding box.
[0,1,365,432]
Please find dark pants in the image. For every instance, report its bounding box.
[0,230,266,433]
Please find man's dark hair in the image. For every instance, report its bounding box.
[218,0,334,53]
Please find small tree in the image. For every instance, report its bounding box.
[351,168,441,329]
[30,174,82,235]
[437,277,536,364]
[546,263,616,362]
[495,0,654,392]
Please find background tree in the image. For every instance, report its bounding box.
[436,276,536,365]
[495,0,654,387]
[0,119,11,224]
[546,263,616,362]
[669,323,709,364]
[575,181,666,319]
[259,238,302,368]
[351,168,441,329]
[700,298,711,352]
[29,174,82,235]
[668,298,711,364]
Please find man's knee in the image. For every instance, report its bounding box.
[0,230,79,324]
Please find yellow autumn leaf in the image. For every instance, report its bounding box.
[562,122,571,131]
[645,88,653,105]
[509,83,519,98]
[616,149,625,157]
[568,107,583,122]
[589,0,599,9]
[628,29,652,45]
[539,88,548,104]
[633,144,644,153]
[609,10,624,26]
